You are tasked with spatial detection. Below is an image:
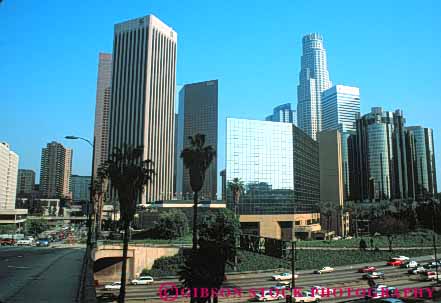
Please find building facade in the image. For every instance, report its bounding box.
[108,14,177,203]
[321,85,360,133]
[406,126,437,200]
[297,33,332,140]
[93,53,112,177]
[176,80,218,200]
[226,118,321,240]
[70,175,91,203]
[17,169,35,196]
[318,130,349,236]
[0,142,19,210]
[39,141,72,199]
[265,103,297,125]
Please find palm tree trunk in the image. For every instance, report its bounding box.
[119,220,130,303]
[192,190,199,252]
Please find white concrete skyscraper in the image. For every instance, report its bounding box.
[297,33,332,140]
[108,14,177,203]
[93,53,112,177]
[0,142,19,210]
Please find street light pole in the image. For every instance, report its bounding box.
[431,200,439,284]
[65,135,95,247]
[291,240,297,303]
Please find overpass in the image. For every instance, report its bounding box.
[93,242,181,283]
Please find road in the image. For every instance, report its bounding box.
[0,246,85,303]
[96,256,440,302]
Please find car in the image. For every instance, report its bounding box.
[387,258,404,266]
[292,290,321,302]
[271,272,298,281]
[332,236,342,240]
[313,266,334,274]
[358,266,377,273]
[131,275,154,285]
[36,239,50,247]
[310,286,333,296]
[254,290,284,301]
[16,239,33,246]
[270,285,287,292]
[393,255,410,261]
[419,271,439,281]
[97,293,118,302]
[0,238,15,246]
[363,271,385,280]
[104,282,121,290]
[375,298,405,303]
[408,266,427,275]
[400,260,418,268]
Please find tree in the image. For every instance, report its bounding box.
[25,219,48,237]
[370,215,410,252]
[179,209,240,303]
[154,209,189,240]
[180,134,216,253]
[227,178,244,218]
[359,238,367,251]
[0,224,16,234]
[104,145,154,303]
[93,165,109,239]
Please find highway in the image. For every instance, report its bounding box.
[96,256,440,302]
[0,246,85,303]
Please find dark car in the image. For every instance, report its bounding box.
[97,293,118,302]
[36,239,50,247]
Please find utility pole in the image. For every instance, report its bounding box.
[432,200,439,284]
[291,241,296,303]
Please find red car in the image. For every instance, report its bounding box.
[387,258,404,266]
[358,266,377,273]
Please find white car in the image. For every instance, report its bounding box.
[271,272,298,281]
[104,282,121,290]
[404,260,419,268]
[16,239,33,246]
[293,291,321,302]
[311,286,333,295]
[131,276,154,285]
[314,266,334,274]
[254,290,284,301]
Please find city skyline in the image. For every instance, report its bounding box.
[1,1,440,190]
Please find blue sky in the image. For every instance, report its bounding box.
[1,0,440,195]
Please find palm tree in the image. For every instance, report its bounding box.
[104,145,154,303]
[227,178,244,218]
[93,165,109,239]
[180,134,216,252]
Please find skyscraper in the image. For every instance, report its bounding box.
[297,33,332,140]
[176,80,218,200]
[93,53,112,177]
[108,15,177,203]
[406,126,437,200]
[0,142,19,209]
[40,141,72,199]
[265,103,297,125]
[321,85,360,133]
[17,169,35,195]
[71,175,91,203]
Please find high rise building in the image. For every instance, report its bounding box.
[406,126,437,200]
[226,118,321,240]
[93,53,112,177]
[266,103,297,125]
[40,141,72,199]
[108,15,177,203]
[0,142,19,209]
[176,80,218,200]
[17,169,35,195]
[297,33,332,140]
[70,175,91,203]
[352,108,410,201]
[321,85,360,133]
[318,130,349,236]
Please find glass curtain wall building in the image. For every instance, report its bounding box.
[265,103,297,126]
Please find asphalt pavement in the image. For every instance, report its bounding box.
[0,246,85,303]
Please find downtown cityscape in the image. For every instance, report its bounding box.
[1,1,441,303]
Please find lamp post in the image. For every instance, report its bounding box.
[65,135,95,247]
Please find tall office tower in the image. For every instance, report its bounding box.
[0,142,19,209]
[93,53,112,177]
[265,103,297,125]
[297,33,332,140]
[40,141,73,199]
[406,126,437,200]
[321,85,360,132]
[353,108,409,201]
[108,15,177,203]
[226,118,320,240]
[176,80,218,200]
[17,169,35,195]
[71,175,91,203]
